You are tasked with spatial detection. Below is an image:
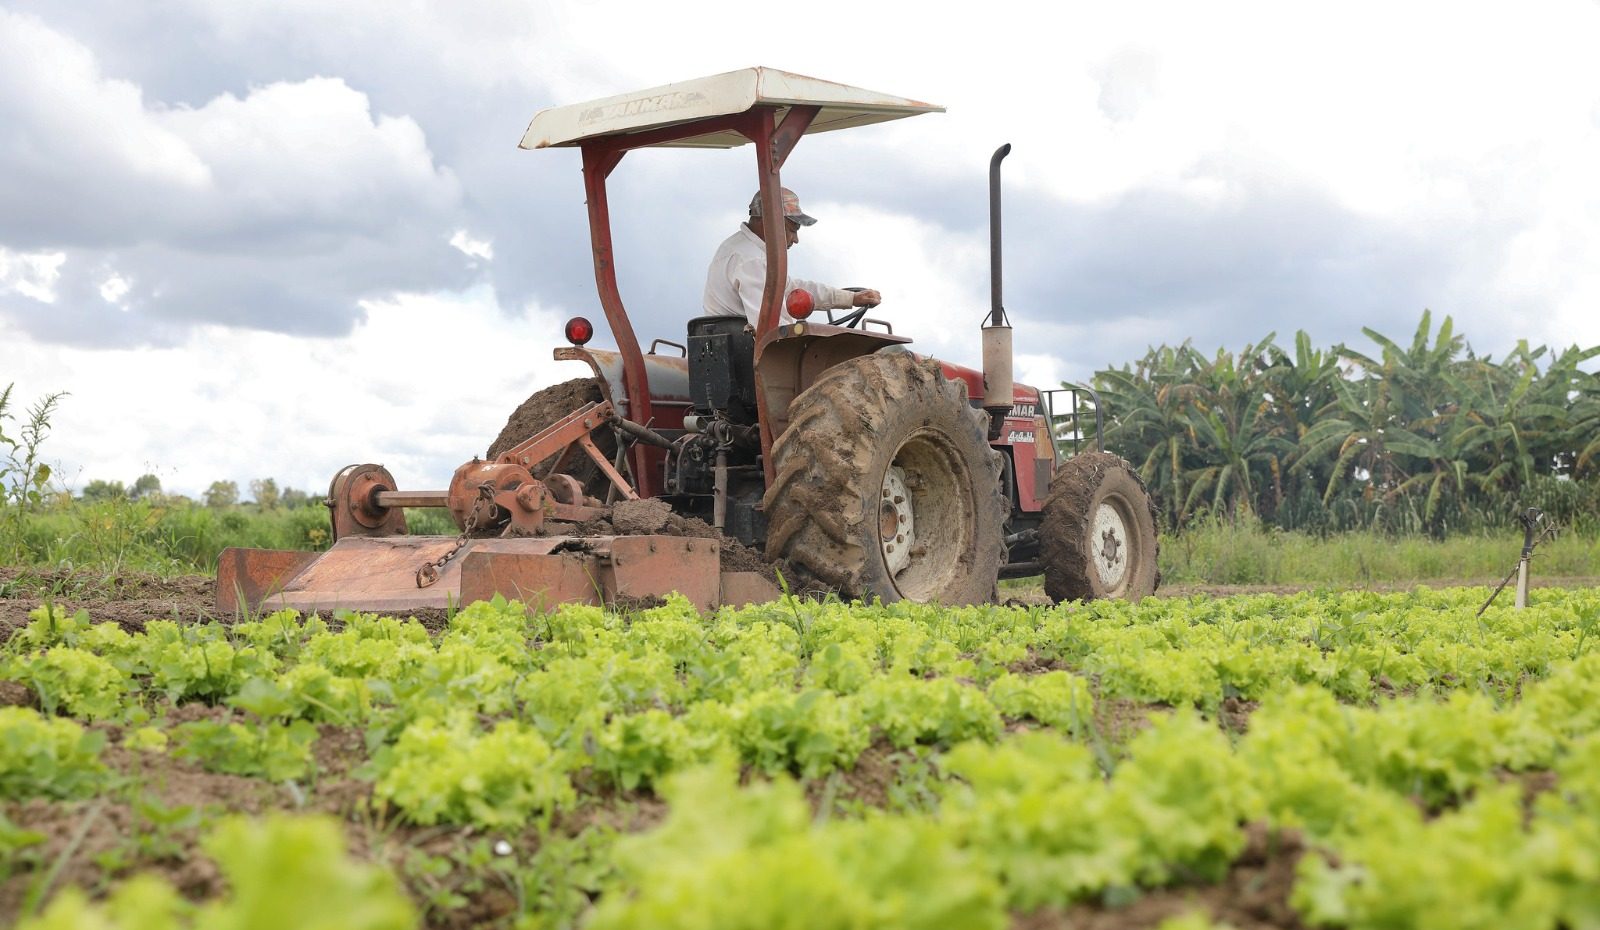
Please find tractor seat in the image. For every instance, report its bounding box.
[686,315,758,424]
[687,315,753,340]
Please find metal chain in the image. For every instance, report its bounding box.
[415,483,494,588]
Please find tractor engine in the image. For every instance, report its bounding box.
[662,315,768,547]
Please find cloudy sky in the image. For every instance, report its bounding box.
[3,0,1598,498]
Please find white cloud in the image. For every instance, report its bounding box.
[799,203,989,368]
[0,288,572,497]
[449,230,494,261]
[98,274,131,307]
[0,248,66,303]
[0,11,465,341]
[0,10,209,198]
[158,77,458,236]
[1016,353,1067,394]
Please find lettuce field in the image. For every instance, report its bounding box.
[2,584,1599,929]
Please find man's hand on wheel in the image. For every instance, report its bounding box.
[851,289,882,308]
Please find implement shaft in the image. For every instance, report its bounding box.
[375,490,449,509]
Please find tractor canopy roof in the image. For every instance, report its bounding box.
[520,67,943,150]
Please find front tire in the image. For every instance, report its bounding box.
[763,352,1006,604]
[1039,451,1160,602]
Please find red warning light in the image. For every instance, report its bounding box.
[785,288,814,320]
[564,316,594,346]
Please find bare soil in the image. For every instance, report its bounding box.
[0,568,214,646]
[1014,823,1308,930]
[801,741,940,815]
[1218,695,1260,735]
[1093,696,1165,746]
[569,499,784,585]
[0,723,311,922]
[0,567,463,645]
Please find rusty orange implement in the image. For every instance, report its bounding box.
[218,399,777,615]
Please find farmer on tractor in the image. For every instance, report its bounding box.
[702,187,882,326]
[216,68,1161,617]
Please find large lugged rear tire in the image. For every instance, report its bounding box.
[1039,451,1160,602]
[763,351,1007,605]
[486,378,617,497]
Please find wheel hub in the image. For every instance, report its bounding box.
[1091,502,1129,589]
[880,465,915,577]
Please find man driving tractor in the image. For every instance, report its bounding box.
[702,187,883,325]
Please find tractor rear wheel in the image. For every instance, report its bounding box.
[763,351,1006,605]
[1039,451,1160,602]
[486,378,618,498]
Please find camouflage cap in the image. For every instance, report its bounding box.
[748,187,817,226]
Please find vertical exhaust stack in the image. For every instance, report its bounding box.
[982,143,1014,441]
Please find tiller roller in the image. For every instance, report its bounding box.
[217,401,776,614]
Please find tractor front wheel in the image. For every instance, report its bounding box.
[1039,451,1160,602]
[763,351,1006,605]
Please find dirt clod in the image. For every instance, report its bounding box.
[611,499,673,535]
[0,680,34,708]
[488,378,608,463]
[562,507,785,589]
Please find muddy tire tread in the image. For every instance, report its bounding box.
[1039,450,1161,602]
[763,351,1007,604]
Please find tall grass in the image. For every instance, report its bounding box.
[4,495,1594,589]
[1160,518,1599,586]
[2,498,460,578]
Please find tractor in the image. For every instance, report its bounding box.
[219,67,1160,614]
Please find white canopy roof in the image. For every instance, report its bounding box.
[520,67,943,150]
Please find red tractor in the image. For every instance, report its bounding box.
[220,68,1159,614]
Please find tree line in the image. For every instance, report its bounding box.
[4,384,313,513]
[1079,311,1600,535]
[77,475,316,510]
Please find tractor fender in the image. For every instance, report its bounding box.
[553,346,692,429]
[754,321,911,440]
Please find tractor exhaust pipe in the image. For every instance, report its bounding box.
[982,143,1014,441]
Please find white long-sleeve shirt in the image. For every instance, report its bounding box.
[702,223,856,327]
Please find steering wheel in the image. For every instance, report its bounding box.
[830,287,875,329]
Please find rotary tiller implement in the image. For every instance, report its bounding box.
[217,399,777,614]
